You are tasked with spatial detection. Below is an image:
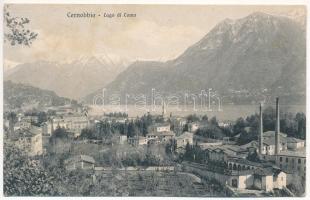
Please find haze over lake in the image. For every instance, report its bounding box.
[88,104,305,121]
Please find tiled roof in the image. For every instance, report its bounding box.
[176,132,193,139]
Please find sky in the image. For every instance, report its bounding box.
[3,4,306,66]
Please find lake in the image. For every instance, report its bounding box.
[87,104,305,121]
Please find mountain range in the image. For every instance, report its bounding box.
[5,12,306,105]
[4,54,130,99]
[84,12,306,105]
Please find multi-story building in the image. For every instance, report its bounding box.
[42,115,89,137]
[275,149,306,180]
[146,131,175,143]
[148,123,171,133]
[256,98,306,183]
[286,137,305,150]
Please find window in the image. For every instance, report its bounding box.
[280,157,283,162]
[286,158,288,163]
[298,159,301,164]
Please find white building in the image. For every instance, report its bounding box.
[149,123,171,133]
[286,137,305,150]
[42,115,89,137]
[146,131,175,143]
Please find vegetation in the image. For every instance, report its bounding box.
[181,143,205,164]
[79,113,161,140]
[236,107,306,145]
[104,112,128,118]
[4,143,64,196]
[246,151,260,162]
[4,81,70,109]
[4,5,38,46]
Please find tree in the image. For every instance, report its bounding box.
[237,129,256,145]
[186,114,200,123]
[210,116,218,126]
[7,111,17,135]
[4,6,38,46]
[247,150,260,162]
[165,139,177,155]
[295,112,306,139]
[4,143,64,196]
[184,142,192,161]
[49,128,71,154]
[80,128,96,140]
[202,115,208,122]
[233,117,247,135]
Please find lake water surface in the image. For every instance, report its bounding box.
[87,104,305,121]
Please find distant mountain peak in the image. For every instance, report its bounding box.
[4,53,132,99]
[94,12,305,105]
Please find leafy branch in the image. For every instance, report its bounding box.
[4,6,38,46]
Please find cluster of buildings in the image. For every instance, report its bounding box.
[126,123,193,149]
[200,98,305,193]
[5,105,90,156]
[4,97,306,195]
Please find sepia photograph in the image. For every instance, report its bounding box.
[2,2,307,197]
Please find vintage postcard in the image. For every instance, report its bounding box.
[2,2,307,197]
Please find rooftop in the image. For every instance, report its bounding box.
[147,131,175,136]
[80,155,95,163]
[263,131,287,138]
[19,126,41,137]
[176,132,193,139]
[286,137,305,143]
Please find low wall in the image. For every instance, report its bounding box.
[94,166,175,172]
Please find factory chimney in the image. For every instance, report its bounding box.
[259,103,263,154]
[275,97,280,155]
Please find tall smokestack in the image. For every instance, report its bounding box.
[275,97,280,155]
[259,103,263,154]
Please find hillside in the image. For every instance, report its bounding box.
[85,12,306,105]
[3,80,71,110]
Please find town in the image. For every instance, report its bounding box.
[3,97,306,196]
